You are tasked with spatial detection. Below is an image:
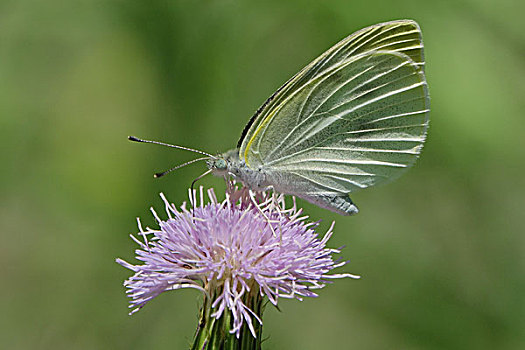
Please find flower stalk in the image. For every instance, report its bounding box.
[117,184,358,349]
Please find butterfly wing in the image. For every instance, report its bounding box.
[238,20,425,152]
[239,21,429,214]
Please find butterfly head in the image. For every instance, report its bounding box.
[206,149,241,177]
[207,155,229,177]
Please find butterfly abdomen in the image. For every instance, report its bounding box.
[322,194,359,215]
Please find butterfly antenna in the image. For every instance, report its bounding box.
[128,135,215,158]
[154,157,209,178]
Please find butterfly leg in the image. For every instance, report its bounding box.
[248,189,281,238]
[269,189,286,241]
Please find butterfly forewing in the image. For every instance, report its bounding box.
[238,20,425,156]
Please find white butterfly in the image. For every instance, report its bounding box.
[131,20,430,215]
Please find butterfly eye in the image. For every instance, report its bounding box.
[216,159,227,170]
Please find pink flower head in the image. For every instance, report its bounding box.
[117,185,358,337]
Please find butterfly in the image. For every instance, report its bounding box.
[130,20,430,215]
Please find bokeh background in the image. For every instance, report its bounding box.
[2,0,524,349]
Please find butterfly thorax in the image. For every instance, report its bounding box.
[207,149,269,191]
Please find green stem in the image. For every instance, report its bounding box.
[190,287,264,350]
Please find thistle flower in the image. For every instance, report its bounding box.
[117,184,358,348]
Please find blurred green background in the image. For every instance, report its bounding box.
[2,0,524,349]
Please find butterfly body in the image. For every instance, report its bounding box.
[208,148,360,215]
